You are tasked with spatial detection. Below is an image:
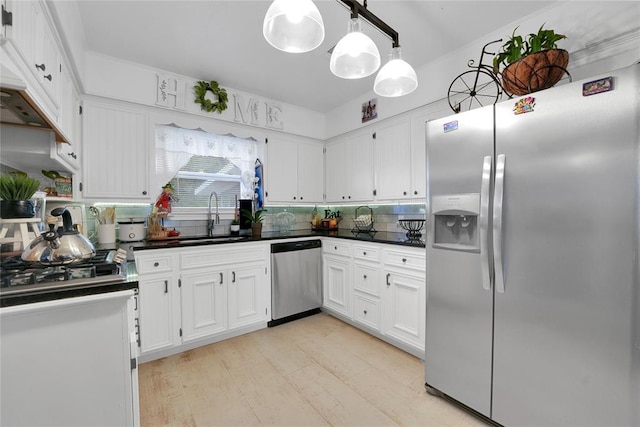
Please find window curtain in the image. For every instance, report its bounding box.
[155,123,259,200]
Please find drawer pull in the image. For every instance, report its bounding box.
[402,258,407,263]
[334,246,337,250]
[386,273,391,286]
[363,310,368,315]
[35,63,46,71]
[154,262,159,267]
[363,251,367,255]
[44,74,52,81]
[220,272,224,285]
[164,280,168,293]
[363,275,367,279]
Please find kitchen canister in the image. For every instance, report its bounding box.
[97,223,116,244]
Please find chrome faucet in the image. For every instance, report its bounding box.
[207,191,220,237]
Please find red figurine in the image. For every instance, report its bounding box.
[155,183,177,217]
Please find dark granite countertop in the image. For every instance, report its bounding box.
[1,278,138,308]
[129,229,425,251]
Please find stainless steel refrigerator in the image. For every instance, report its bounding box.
[424,63,639,426]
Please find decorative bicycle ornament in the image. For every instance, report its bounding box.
[447,40,504,113]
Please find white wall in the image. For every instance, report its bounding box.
[82,52,327,141]
[49,0,639,141]
[324,1,640,138]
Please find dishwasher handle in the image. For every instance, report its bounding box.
[271,240,322,253]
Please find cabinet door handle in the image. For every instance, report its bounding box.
[142,190,148,195]
[232,271,236,283]
[334,246,337,250]
[44,74,52,81]
[293,196,296,200]
[220,272,223,285]
[154,262,159,267]
[363,251,367,256]
[364,310,368,315]
[402,258,407,263]
[363,275,367,279]
[300,196,303,200]
[35,63,46,72]
[164,280,168,293]
[414,190,418,195]
[386,273,391,286]
[403,191,407,196]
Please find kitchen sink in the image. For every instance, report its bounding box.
[176,236,248,245]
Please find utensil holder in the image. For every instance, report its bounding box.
[97,224,116,244]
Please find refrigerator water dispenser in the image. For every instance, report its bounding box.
[431,194,480,252]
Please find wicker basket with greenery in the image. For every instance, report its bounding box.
[493,25,568,96]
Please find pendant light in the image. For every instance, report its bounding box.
[374,46,418,97]
[330,17,381,79]
[263,0,325,53]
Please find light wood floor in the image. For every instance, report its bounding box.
[139,313,487,427]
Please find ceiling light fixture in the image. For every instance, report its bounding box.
[374,46,418,97]
[330,16,380,79]
[263,0,418,97]
[332,0,417,95]
[263,0,325,53]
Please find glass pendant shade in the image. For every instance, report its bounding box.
[263,0,325,53]
[330,18,381,79]
[374,47,418,97]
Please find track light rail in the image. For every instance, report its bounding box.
[338,0,400,47]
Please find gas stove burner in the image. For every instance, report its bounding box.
[1,249,120,290]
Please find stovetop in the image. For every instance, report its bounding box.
[0,250,126,300]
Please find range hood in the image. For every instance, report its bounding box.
[0,65,66,143]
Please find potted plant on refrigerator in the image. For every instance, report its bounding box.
[493,24,569,96]
[241,208,267,238]
[0,172,41,218]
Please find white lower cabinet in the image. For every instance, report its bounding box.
[322,238,426,357]
[322,241,352,317]
[383,269,424,350]
[228,264,267,329]
[135,242,269,361]
[181,267,227,343]
[135,252,181,355]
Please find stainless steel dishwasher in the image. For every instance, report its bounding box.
[269,240,322,327]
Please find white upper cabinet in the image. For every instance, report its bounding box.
[265,135,324,204]
[324,138,348,203]
[297,141,324,203]
[2,0,77,144]
[325,130,375,203]
[325,101,451,204]
[374,117,411,200]
[410,101,451,199]
[347,130,375,201]
[81,99,151,201]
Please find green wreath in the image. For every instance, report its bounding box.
[194,80,228,113]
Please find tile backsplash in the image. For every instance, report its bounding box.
[84,203,427,241]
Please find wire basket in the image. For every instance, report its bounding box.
[398,219,425,237]
[352,206,375,233]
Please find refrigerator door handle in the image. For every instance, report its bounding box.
[493,154,506,293]
[480,155,493,291]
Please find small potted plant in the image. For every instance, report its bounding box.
[230,218,240,234]
[493,24,568,96]
[241,208,267,238]
[0,172,41,218]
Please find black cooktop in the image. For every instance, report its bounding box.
[1,250,119,289]
[0,250,136,307]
